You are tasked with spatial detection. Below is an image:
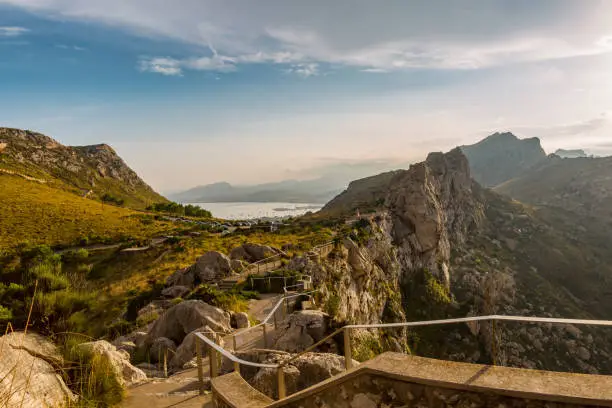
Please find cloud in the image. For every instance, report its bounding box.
[0,26,29,37]
[4,1,612,74]
[286,63,318,77]
[55,44,87,51]
[138,57,183,76]
[516,113,610,138]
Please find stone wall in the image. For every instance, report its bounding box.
[278,373,593,408]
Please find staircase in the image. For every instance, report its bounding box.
[218,277,241,291]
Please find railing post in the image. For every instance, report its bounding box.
[344,327,352,370]
[234,361,240,374]
[233,334,237,351]
[263,323,268,348]
[210,344,219,378]
[491,320,497,366]
[163,348,168,378]
[274,310,278,330]
[277,366,286,400]
[196,338,204,395]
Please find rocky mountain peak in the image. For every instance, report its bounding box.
[460,132,547,187]
[384,148,482,286]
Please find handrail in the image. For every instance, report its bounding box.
[194,331,278,369]
[197,313,612,399]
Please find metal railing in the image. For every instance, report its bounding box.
[195,314,612,400]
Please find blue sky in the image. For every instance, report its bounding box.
[1,1,612,192]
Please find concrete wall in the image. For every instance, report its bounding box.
[277,373,595,408]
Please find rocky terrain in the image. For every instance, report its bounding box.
[0,127,166,209]
[460,132,546,187]
[495,154,612,223]
[314,148,612,375]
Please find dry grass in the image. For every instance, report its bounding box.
[0,174,177,251]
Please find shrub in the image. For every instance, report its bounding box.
[61,335,125,407]
[0,305,12,322]
[101,193,125,206]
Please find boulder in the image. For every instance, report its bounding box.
[230,259,246,272]
[274,310,329,353]
[161,285,191,299]
[193,251,234,282]
[0,332,76,408]
[115,341,136,357]
[77,340,147,387]
[149,337,177,363]
[226,349,355,399]
[145,300,231,347]
[230,243,278,263]
[170,326,215,369]
[232,312,250,329]
[166,267,195,287]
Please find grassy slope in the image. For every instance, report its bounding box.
[0,174,176,251]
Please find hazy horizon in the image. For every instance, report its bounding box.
[2,0,612,192]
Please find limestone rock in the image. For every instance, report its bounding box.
[170,326,215,369]
[145,300,231,347]
[149,337,177,363]
[274,310,329,353]
[232,312,250,329]
[0,332,75,408]
[230,243,278,263]
[161,285,191,299]
[193,251,234,282]
[77,340,147,387]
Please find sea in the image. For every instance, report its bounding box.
[191,202,323,220]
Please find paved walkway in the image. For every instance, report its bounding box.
[121,366,212,408]
[121,293,282,407]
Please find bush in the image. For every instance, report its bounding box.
[61,335,125,407]
[101,193,125,206]
[147,202,212,218]
[0,305,12,322]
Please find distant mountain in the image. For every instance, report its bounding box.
[319,171,402,216]
[171,179,345,204]
[554,148,589,158]
[495,155,612,223]
[460,132,546,187]
[0,127,166,209]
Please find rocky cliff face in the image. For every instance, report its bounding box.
[316,148,612,374]
[460,132,546,187]
[0,127,166,209]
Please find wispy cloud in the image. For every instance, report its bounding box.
[8,1,612,76]
[138,57,183,76]
[286,63,319,78]
[0,26,29,37]
[515,113,611,138]
[55,44,87,51]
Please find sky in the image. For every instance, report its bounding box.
[1,0,612,193]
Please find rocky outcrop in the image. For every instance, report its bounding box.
[232,312,250,329]
[170,326,215,369]
[383,149,483,286]
[230,243,278,263]
[77,340,147,387]
[0,332,75,408]
[166,251,235,288]
[149,337,177,363]
[220,349,356,399]
[144,300,231,349]
[274,310,329,353]
[161,285,190,299]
